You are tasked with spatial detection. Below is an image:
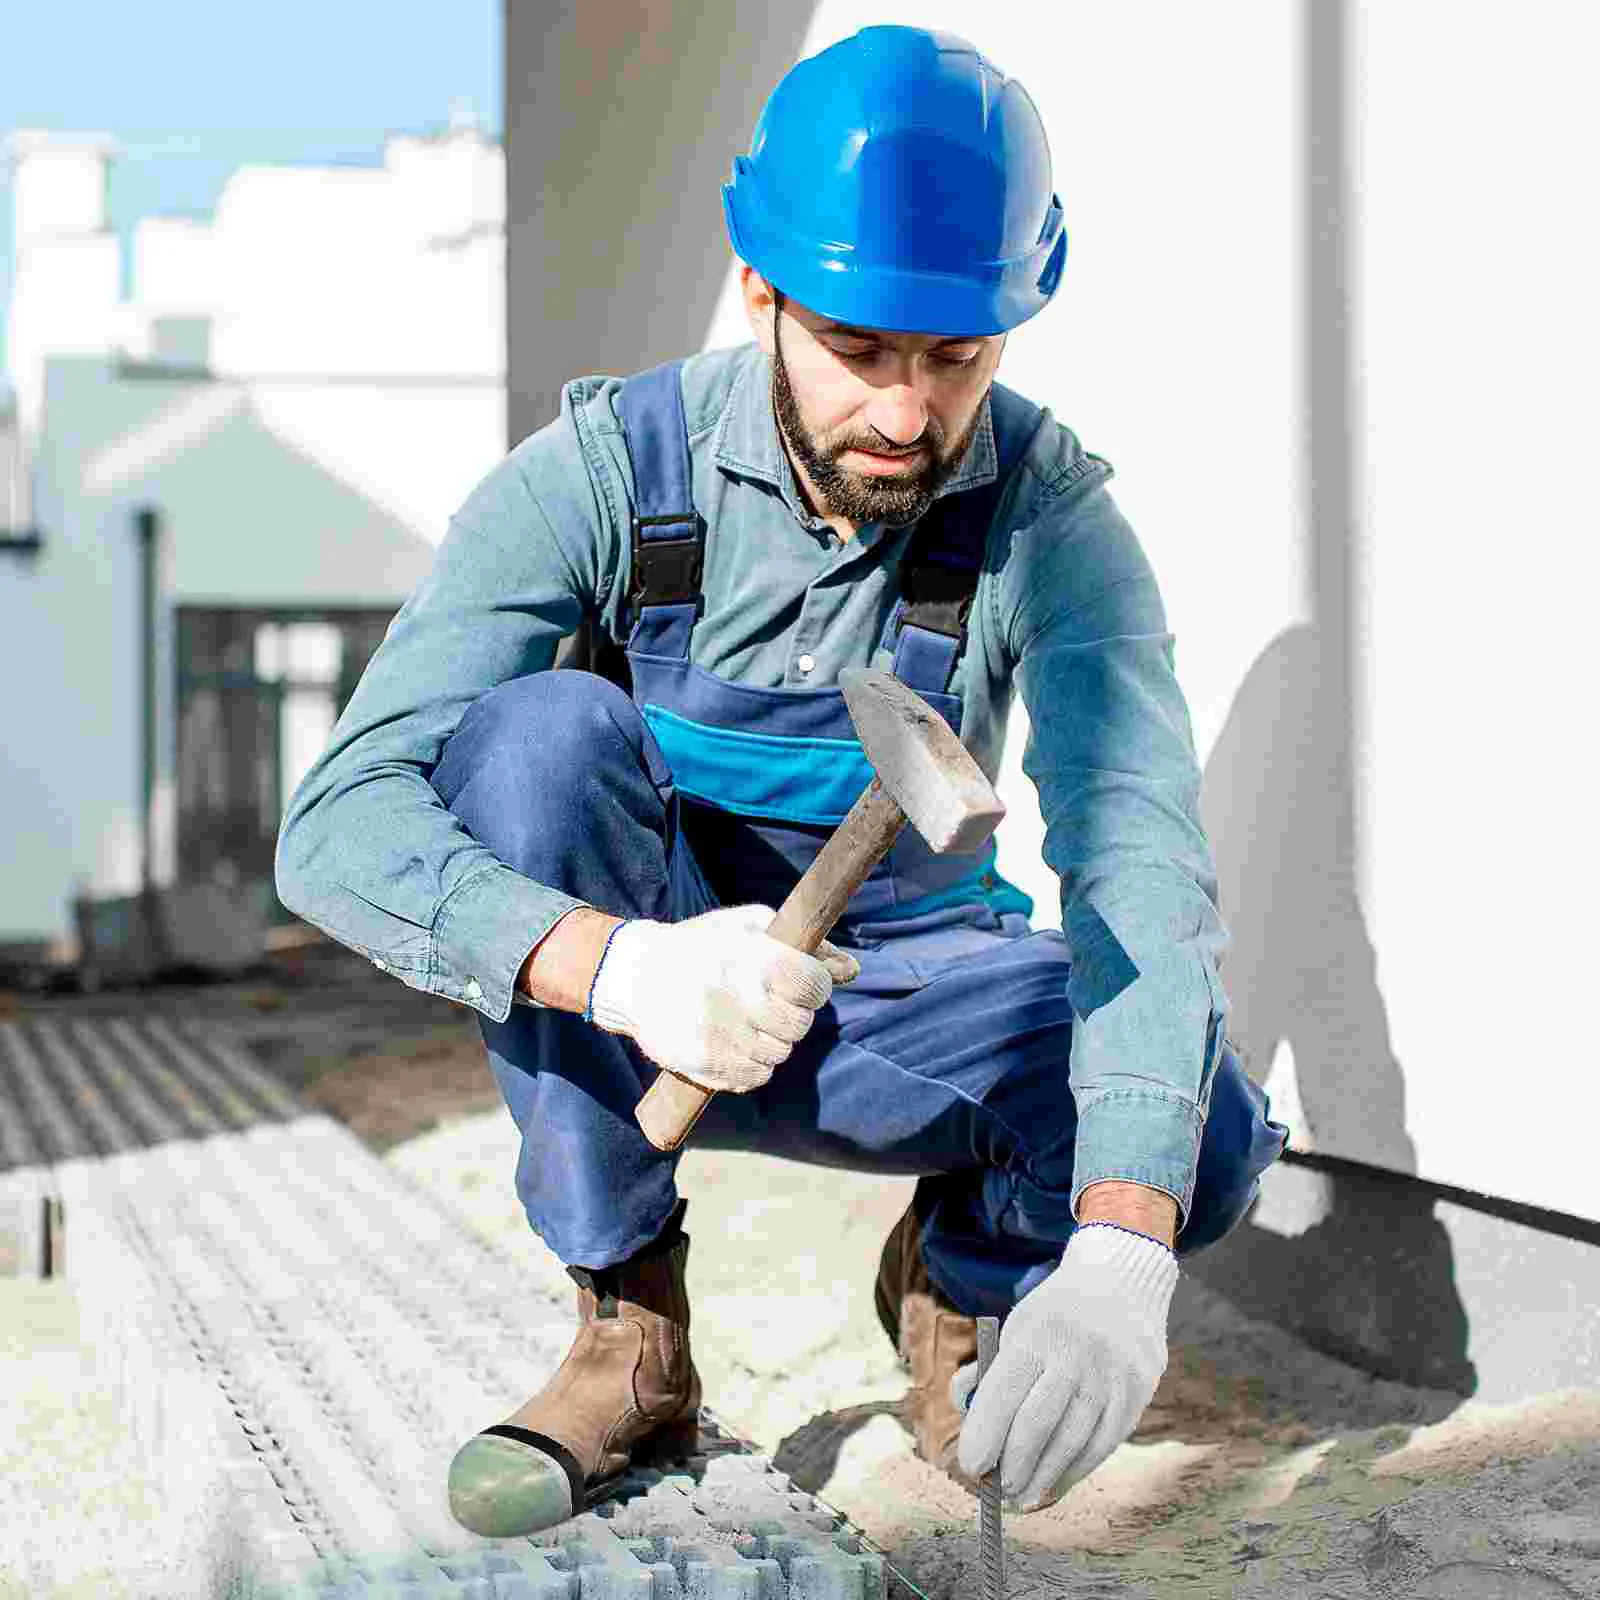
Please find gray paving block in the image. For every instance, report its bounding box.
[2,1023,898,1600]
[534,1463,885,1600]
[548,1517,656,1597]
[0,1020,97,1162]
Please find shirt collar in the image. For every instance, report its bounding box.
[713,347,999,522]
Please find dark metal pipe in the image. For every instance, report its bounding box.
[135,506,160,898]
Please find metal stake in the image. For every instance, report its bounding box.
[976,1314,1004,1598]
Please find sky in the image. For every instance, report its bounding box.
[0,0,502,386]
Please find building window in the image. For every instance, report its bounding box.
[175,606,393,894]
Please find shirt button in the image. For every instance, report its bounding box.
[464,977,483,1002]
[797,654,816,675]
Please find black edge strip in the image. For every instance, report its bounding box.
[1281,1148,1600,1248]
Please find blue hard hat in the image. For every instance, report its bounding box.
[723,25,1067,337]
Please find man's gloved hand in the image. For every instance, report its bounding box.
[950,1222,1178,1511]
[586,904,860,1094]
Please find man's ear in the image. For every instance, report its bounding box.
[740,266,778,357]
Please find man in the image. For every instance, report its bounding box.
[275,24,1285,1539]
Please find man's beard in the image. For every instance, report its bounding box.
[770,334,984,528]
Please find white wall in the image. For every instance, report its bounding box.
[1351,2,1599,1217]
[504,0,820,444]
[703,0,1303,877]
[694,4,1594,1217]
[2,136,122,442]
[8,134,115,238]
[5,124,506,393]
[702,1,1305,1008]
[207,134,504,380]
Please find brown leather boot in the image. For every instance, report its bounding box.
[448,1200,701,1537]
[875,1201,982,1493]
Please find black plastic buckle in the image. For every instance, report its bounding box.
[629,513,704,608]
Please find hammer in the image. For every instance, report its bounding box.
[634,666,1006,1152]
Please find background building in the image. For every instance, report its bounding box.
[0,117,506,949]
[505,0,1599,1397]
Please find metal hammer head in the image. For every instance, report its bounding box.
[839,666,1005,854]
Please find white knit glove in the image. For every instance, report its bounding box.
[951,1223,1177,1511]
[587,904,859,1093]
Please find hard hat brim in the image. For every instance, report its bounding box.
[724,178,1067,340]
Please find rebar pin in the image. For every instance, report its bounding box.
[976,1314,1004,1598]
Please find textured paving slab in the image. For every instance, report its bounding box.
[0,1015,301,1172]
[0,1017,894,1598]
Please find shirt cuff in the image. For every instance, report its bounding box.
[428,863,588,1022]
[1070,1086,1205,1224]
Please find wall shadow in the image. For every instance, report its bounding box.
[1182,0,1476,1397]
[505,0,821,446]
[1192,624,1475,1394]
[773,1398,903,1495]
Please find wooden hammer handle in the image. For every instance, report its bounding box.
[634,777,907,1152]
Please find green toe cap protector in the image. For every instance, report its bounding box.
[447,1430,576,1537]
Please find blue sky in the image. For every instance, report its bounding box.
[0,0,502,384]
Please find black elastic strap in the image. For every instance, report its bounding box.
[616,361,705,618]
[894,383,1045,667]
[898,560,978,641]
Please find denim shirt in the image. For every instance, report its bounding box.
[275,341,1230,1219]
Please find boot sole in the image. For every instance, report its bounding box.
[630,1415,701,1468]
[579,1415,703,1512]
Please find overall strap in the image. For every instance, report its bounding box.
[616,360,705,659]
[890,382,1044,693]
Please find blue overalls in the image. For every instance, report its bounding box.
[431,362,1286,1322]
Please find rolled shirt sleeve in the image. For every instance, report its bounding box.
[274,386,620,1023]
[998,473,1230,1224]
